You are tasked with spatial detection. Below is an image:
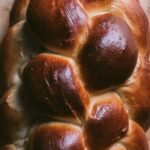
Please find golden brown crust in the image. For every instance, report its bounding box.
[0,145,16,150]
[10,0,29,26]
[84,93,128,150]
[28,123,84,150]
[110,0,150,54]
[27,0,89,55]
[0,21,44,96]
[78,13,138,91]
[109,120,149,150]
[119,0,150,52]
[117,58,150,129]
[80,0,113,7]
[0,22,24,96]
[0,0,150,149]
[0,87,26,145]
[23,54,90,123]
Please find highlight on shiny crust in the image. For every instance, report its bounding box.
[23,54,90,123]
[78,13,138,91]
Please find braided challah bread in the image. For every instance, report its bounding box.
[0,0,150,149]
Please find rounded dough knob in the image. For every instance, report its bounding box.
[78,13,138,91]
[23,54,89,123]
[84,93,129,150]
[27,0,89,54]
[28,123,84,150]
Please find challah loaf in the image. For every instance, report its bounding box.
[0,0,150,149]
